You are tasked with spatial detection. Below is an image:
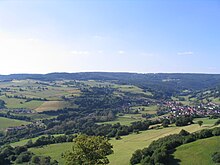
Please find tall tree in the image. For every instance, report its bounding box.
[197,120,203,127]
[63,134,113,165]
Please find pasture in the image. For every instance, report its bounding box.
[108,124,204,165]
[131,105,158,114]
[0,80,80,111]
[29,142,72,164]
[0,96,44,109]
[81,80,152,96]
[171,136,220,165]
[0,117,29,132]
[97,116,140,126]
[35,101,72,112]
[193,118,219,126]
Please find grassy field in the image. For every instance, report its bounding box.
[193,118,218,126]
[115,85,152,96]
[81,80,152,96]
[212,97,220,104]
[11,136,43,147]
[29,142,72,164]
[11,134,64,147]
[35,101,72,112]
[0,79,82,111]
[0,96,74,111]
[29,124,205,164]
[108,124,205,165]
[0,96,44,109]
[98,105,158,126]
[132,105,158,114]
[171,96,192,106]
[97,116,140,126]
[171,136,220,165]
[0,117,29,132]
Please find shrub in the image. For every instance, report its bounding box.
[130,149,143,165]
[179,129,190,136]
[15,151,32,163]
[212,127,220,136]
[212,152,220,163]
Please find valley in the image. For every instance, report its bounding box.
[0,72,219,164]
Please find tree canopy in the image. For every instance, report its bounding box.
[63,134,113,165]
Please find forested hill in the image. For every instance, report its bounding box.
[0,72,220,93]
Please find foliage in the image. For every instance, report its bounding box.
[15,151,33,163]
[212,127,220,136]
[62,134,113,165]
[175,116,193,126]
[130,149,142,165]
[29,135,75,148]
[0,144,57,164]
[212,152,220,163]
[162,119,170,127]
[0,99,5,109]
[179,129,190,136]
[197,120,203,127]
[215,119,220,125]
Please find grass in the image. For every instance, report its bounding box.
[81,80,152,96]
[99,105,159,126]
[212,97,220,104]
[97,112,151,126]
[193,118,219,126]
[107,124,206,165]
[97,116,140,126]
[116,85,152,96]
[0,96,44,109]
[35,101,72,112]
[0,117,29,132]
[132,105,158,114]
[29,142,72,164]
[171,96,192,106]
[11,134,64,147]
[29,124,204,165]
[11,136,43,147]
[15,113,57,120]
[0,80,81,111]
[171,136,220,165]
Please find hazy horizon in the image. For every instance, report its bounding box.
[1,71,220,76]
[0,0,219,74]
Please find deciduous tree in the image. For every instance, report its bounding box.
[63,134,113,165]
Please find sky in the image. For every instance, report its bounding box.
[0,0,220,74]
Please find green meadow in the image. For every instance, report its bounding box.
[193,118,219,126]
[97,116,140,126]
[0,96,44,109]
[132,105,158,114]
[0,80,80,111]
[0,117,29,132]
[171,136,220,165]
[108,124,205,165]
[29,142,72,164]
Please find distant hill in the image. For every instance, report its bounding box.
[0,72,220,95]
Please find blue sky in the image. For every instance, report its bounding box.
[0,0,219,74]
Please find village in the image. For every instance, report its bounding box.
[164,101,220,117]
